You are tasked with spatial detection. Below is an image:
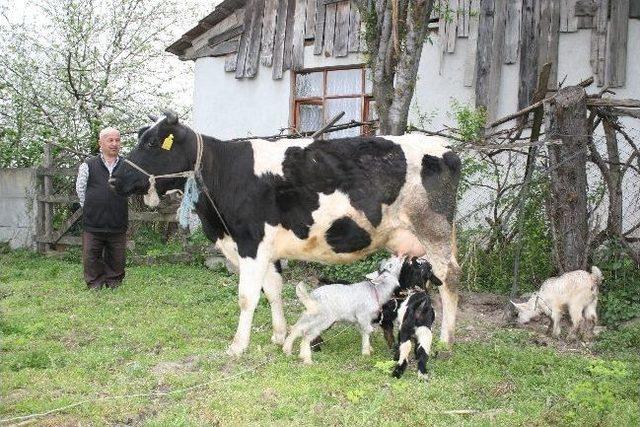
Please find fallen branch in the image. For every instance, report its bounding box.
[586,98,640,108]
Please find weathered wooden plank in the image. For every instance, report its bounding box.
[631,0,640,18]
[607,0,630,88]
[283,0,297,70]
[37,194,79,204]
[547,0,561,88]
[577,16,594,29]
[463,0,480,87]
[590,0,608,86]
[305,0,317,39]
[272,0,290,78]
[244,0,266,77]
[292,0,308,69]
[538,0,551,69]
[504,0,522,64]
[49,208,82,244]
[224,52,238,72]
[260,0,279,66]
[475,0,507,120]
[208,24,244,47]
[446,0,458,53]
[458,0,469,38]
[334,0,350,56]
[235,1,255,78]
[313,0,326,54]
[560,0,578,32]
[517,0,539,109]
[348,1,361,52]
[323,2,337,56]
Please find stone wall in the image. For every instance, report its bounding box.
[0,168,37,249]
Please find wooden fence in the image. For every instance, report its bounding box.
[34,142,178,253]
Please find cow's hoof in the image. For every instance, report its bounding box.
[271,332,286,345]
[226,342,246,357]
[301,358,313,365]
[362,348,372,356]
[418,372,429,381]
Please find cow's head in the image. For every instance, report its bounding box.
[110,111,197,201]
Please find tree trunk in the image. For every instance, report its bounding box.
[358,0,435,135]
[544,86,590,272]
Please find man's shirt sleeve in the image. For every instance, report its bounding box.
[76,162,89,207]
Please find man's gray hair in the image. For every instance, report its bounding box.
[99,127,120,140]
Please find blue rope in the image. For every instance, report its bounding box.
[177,176,200,228]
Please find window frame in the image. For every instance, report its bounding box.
[291,65,374,138]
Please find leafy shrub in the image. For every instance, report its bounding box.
[317,251,390,283]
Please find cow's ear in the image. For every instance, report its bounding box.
[163,110,179,125]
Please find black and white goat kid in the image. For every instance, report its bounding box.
[368,257,443,350]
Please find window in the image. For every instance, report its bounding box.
[293,67,375,139]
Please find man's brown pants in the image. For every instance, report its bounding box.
[82,231,126,288]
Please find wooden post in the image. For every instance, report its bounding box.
[39,143,54,253]
[544,86,590,272]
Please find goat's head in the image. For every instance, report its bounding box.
[510,295,542,324]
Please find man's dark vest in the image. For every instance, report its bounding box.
[83,155,128,233]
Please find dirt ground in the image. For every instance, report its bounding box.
[432,291,598,355]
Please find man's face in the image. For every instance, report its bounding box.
[99,130,121,157]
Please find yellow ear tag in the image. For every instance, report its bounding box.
[161,134,174,150]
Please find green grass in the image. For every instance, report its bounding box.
[1,251,638,426]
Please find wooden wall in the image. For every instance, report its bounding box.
[188,0,639,110]
[195,0,366,80]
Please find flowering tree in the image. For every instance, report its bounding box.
[0,0,204,167]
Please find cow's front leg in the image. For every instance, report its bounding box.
[227,255,270,356]
[262,262,287,345]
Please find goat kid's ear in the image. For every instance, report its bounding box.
[147,114,158,122]
[509,300,522,311]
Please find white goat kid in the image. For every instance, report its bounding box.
[511,266,602,339]
[282,256,405,364]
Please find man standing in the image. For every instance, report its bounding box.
[75,127,129,289]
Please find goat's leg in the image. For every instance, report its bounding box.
[360,323,375,356]
[550,308,563,338]
[282,320,305,355]
[392,327,414,378]
[380,319,396,350]
[568,304,585,341]
[415,326,433,380]
[299,318,334,365]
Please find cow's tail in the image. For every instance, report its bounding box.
[296,281,319,314]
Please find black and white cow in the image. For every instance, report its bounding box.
[110,112,461,356]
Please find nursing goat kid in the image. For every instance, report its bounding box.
[282,257,406,364]
[511,266,602,339]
